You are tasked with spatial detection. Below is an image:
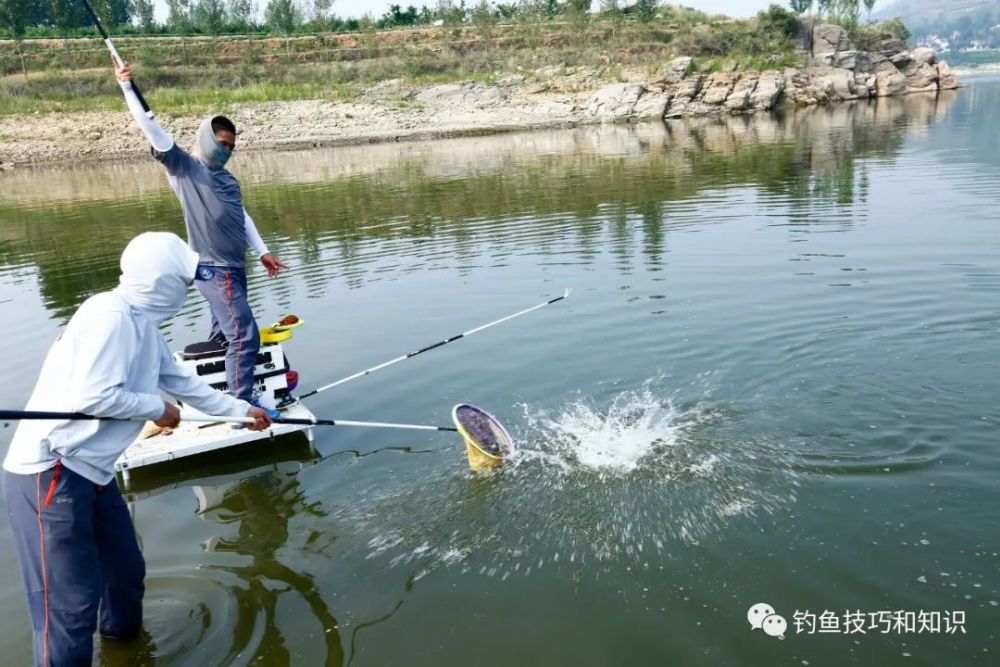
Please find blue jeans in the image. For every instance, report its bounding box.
[196,266,260,402]
[3,466,145,667]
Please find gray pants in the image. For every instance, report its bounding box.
[196,266,260,402]
[4,465,145,666]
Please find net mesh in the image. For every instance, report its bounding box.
[455,405,512,456]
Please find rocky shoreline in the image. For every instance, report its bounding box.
[0,24,960,169]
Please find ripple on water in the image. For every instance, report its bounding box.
[791,434,946,476]
[137,569,259,667]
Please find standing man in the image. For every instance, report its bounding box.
[3,232,272,666]
[114,61,288,409]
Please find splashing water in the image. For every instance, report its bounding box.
[324,380,798,579]
[519,388,698,474]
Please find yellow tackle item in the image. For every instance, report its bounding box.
[452,404,512,471]
[260,315,305,344]
[259,326,293,344]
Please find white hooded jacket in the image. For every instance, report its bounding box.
[3,232,250,485]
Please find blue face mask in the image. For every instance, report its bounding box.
[196,118,232,170]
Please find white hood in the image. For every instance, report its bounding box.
[115,232,199,325]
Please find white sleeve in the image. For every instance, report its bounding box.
[119,80,173,153]
[156,339,250,418]
[244,208,270,257]
[71,312,165,420]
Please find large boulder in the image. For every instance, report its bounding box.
[813,24,853,59]
[937,61,960,90]
[832,50,858,70]
[816,67,863,100]
[659,57,692,85]
[750,71,785,110]
[912,47,937,65]
[873,61,908,97]
[854,51,888,75]
[724,72,759,112]
[875,34,907,56]
[784,67,840,106]
[632,90,671,119]
[700,72,737,106]
[585,83,644,121]
[415,82,508,108]
[891,50,940,91]
[665,74,704,117]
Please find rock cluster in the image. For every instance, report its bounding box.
[0,24,963,167]
[580,24,960,122]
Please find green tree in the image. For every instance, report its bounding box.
[636,0,658,23]
[470,0,496,43]
[265,0,299,33]
[0,0,28,38]
[600,0,623,39]
[165,0,192,63]
[227,0,257,29]
[831,0,859,28]
[129,0,156,30]
[0,0,29,76]
[45,0,84,65]
[166,0,193,30]
[91,0,130,27]
[495,2,517,20]
[436,0,467,25]
[789,0,812,13]
[563,0,590,29]
[380,3,420,27]
[758,4,797,36]
[311,0,333,25]
[192,0,226,33]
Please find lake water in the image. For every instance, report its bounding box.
[1,78,999,665]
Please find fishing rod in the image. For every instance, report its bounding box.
[298,288,572,400]
[80,0,153,117]
[0,410,457,433]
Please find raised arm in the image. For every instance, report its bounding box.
[115,61,173,153]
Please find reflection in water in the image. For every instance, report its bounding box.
[0,91,960,322]
[195,471,344,666]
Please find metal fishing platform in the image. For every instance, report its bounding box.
[116,320,314,487]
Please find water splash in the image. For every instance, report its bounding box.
[325,380,798,580]
[518,387,701,474]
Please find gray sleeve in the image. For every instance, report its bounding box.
[153,144,198,176]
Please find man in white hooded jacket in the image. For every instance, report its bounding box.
[3,232,271,667]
